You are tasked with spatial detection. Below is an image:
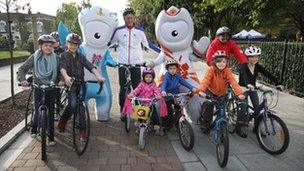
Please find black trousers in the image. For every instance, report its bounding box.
[118,67,141,111]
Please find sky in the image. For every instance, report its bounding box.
[1,0,128,25]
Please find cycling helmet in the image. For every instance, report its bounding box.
[66,33,82,44]
[50,31,59,41]
[142,67,155,80]
[37,34,56,45]
[216,26,231,36]
[123,8,135,16]
[165,59,179,69]
[245,45,261,56]
[212,50,227,60]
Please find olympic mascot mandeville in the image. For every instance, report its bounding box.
[78,6,118,121]
[150,6,210,122]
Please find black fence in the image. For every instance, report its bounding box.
[232,40,304,97]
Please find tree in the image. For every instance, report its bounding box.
[54,0,91,36]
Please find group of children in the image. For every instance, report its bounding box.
[17,26,282,145]
[125,26,282,139]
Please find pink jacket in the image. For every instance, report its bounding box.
[122,82,168,117]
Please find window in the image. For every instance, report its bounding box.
[0,20,6,32]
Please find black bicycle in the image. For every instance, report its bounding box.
[116,63,146,130]
[227,86,289,155]
[67,78,103,155]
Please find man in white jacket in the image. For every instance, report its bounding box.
[109,8,159,120]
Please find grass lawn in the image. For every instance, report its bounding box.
[0,50,30,59]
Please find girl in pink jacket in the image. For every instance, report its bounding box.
[122,67,167,136]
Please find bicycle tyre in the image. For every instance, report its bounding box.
[73,103,90,155]
[25,89,34,131]
[41,109,47,161]
[138,127,146,150]
[178,118,194,151]
[216,122,229,167]
[226,99,237,134]
[125,115,131,133]
[256,113,289,155]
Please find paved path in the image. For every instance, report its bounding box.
[2,50,304,170]
[0,63,23,101]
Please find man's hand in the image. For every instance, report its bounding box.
[64,76,73,87]
[161,91,167,97]
[247,84,255,91]
[238,94,245,100]
[96,75,105,84]
[20,80,29,87]
[58,80,65,86]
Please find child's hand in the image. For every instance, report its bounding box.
[247,84,255,91]
[276,85,284,91]
[192,88,199,93]
[64,76,73,87]
[58,80,65,87]
[238,94,245,100]
[198,92,206,98]
[20,80,29,87]
[127,94,133,99]
[96,75,105,84]
[161,91,167,97]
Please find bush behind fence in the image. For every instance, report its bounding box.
[234,41,304,97]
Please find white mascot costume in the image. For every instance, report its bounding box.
[152,6,210,122]
[78,6,118,121]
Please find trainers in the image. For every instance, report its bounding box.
[54,114,60,121]
[236,125,247,138]
[58,118,67,132]
[155,126,164,136]
[30,127,37,138]
[48,140,56,146]
[77,129,86,141]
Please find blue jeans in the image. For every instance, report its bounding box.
[33,88,56,136]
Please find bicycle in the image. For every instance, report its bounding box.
[198,95,229,167]
[227,86,289,155]
[116,62,146,124]
[124,97,160,150]
[19,82,60,161]
[165,92,195,151]
[66,78,103,155]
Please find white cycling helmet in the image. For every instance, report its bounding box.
[245,45,261,56]
[216,26,231,36]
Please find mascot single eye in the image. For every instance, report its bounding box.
[171,30,178,37]
[94,33,101,39]
[160,21,188,42]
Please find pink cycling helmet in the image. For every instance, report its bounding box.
[37,34,56,45]
[212,50,227,60]
[142,67,155,80]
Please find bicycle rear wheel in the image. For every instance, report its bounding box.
[226,99,237,133]
[138,127,146,150]
[73,102,90,155]
[216,122,229,167]
[178,117,194,151]
[25,89,34,131]
[40,109,47,161]
[256,113,289,155]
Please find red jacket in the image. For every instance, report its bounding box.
[206,38,247,66]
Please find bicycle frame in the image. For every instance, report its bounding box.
[211,102,228,144]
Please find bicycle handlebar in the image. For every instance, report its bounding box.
[166,92,191,98]
[116,62,146,68]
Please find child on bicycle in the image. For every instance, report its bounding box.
[58,33,104,139]
[160,59,198,129]
[123,67,167,136]
[198,50,248,138]
[239,45,283,132]
[18,34,60,146]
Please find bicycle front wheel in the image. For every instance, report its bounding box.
[226,99,237,133]
[138,127,146,150]
[256,113,289,155]
[216,122,229,167]
[125,115,131,133]
[73,103,90,155]
[41,109,47,161]
[178,117,194,151]
[25,89,34,130]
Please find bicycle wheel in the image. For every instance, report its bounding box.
[216,122,229,167]
[41,109,47,161]
[73,102,90,155]
[256,113,289,155]
[25,89,34,130]
[138,127,146,150]
[125,115,131,133]
[226,99,237,133]
[56,88,67,117]
[178,117,194,151]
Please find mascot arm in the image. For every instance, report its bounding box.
[153,52,165,67]
[192,36,210,59]
[104,50,117,67]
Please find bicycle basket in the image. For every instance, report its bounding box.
[133,105,151,121]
